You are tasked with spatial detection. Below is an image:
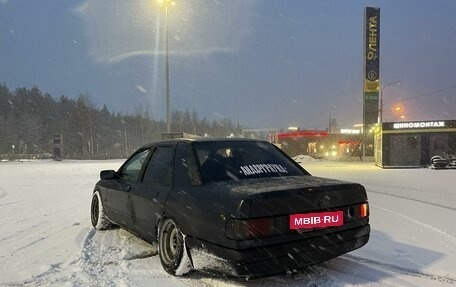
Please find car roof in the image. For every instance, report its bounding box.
[138,137,269,149]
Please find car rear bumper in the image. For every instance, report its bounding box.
[186,224,370,277]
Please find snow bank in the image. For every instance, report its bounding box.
[292,154,320,163]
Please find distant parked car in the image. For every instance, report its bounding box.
[90,138,370,277]
[449,157,456,168]
[430,155,449,169]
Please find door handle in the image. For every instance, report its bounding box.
[123,185,131,192]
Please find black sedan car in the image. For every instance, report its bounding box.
[91,138,370,277]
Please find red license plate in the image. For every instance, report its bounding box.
[290,210,344,230]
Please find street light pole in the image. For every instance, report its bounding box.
[164,2,171,133]
[379,81,401,124]
[124,125,128,157]
[328,105,336,152]
[328,105,336,136]
[121,120,128,157]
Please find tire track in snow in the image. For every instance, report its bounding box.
[374,204,456,246]
[3,220,78,268]
[0,187,7,200]
[183,255,456,287]
[1,228,137,287]
[70,227,177,286]
[78,228,205,287]
[11,226,213,287]
[342,254,456,284]
[7,226,454,287]
[366,186,456,211]
[71,228,133,286]
[0,225,87,287]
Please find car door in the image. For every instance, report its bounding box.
[104,149,151,227]
[130,144,176,242]
[161,142,204,238]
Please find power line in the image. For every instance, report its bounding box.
[397,86,456,103]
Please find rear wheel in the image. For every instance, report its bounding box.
[158,218,193,275]
[91,191,111,230]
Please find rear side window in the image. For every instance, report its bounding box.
[175,142,203,186]
[194,141,306,182]
[142,146,174,186]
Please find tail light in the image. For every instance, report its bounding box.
[226,217,288,240]
[360,202,369,218]
[226,203,369,240]
[247,218,270,237]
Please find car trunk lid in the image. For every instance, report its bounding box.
[226,175,367,217]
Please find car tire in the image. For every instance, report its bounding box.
[158,218,193,276]
[91,191,111,230]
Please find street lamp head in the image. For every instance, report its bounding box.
[156,0,175,6]
[379,80,401,124]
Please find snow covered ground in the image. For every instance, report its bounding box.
[0,159,455,286]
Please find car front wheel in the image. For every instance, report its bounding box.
[158,218,193,276]
[91,191,111,230]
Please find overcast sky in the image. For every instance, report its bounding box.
[1,0,456,130]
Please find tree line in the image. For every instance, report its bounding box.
[0,83,241,159]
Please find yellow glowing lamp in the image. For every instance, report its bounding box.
[157,0,175,5]
[360,203,369,218]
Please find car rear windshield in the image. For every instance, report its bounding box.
[194,141,306,182]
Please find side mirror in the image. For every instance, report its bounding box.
[100,170,120,180]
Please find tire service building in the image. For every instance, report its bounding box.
[375,120,456,168]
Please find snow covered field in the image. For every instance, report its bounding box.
[0,159,455,287]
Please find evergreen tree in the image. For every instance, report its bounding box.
[0,83,241,159]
